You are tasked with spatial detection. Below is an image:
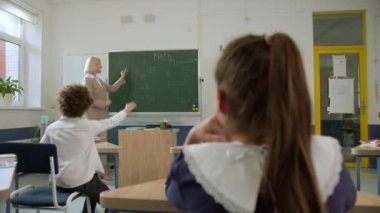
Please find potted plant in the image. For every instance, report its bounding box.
[0,77,24,107]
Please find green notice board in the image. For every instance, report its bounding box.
[108,50,199,112]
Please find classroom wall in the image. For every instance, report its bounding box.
[1,0,380,131]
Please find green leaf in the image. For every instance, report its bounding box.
[0,77,24,97]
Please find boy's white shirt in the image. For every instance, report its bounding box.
[183,135,343,213]
[40,110,127,188]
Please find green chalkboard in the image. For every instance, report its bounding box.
[108,50,199,112]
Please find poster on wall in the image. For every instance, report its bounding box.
[327,78,354,114]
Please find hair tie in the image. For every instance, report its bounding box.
[264,30,277,45]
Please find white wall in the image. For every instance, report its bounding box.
[1,0,379,128]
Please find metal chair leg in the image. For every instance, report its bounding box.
[86,197,91,213]
[356,156,361,190]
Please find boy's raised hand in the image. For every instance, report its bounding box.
[125,102,137,112]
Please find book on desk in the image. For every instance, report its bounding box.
[359,140,380,148]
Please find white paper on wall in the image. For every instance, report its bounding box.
[328,78,354,114]
[375,79,380,105]
[332,55,347,77]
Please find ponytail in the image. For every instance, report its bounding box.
[264,33,325,212]
[215,33,325,212]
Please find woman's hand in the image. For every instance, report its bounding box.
[120,68,128,79]
[124,102,137,112]
[105,99,112,107]
[185,114,226,145]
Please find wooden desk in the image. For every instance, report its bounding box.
[100,178,181,212]
[0,167,15,200]
[96,142,120,188]
[351,145,380,195]
[0,154,16,213]
[101,179,380,213]
[169,146,182,154]
[350,191,380,213]
[96,141,120,154]
[118,129,178,187]
[0,154,16,200]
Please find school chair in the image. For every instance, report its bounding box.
[0,142,90,213]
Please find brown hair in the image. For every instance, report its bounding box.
[58,84,93,118]
[215,34,324,212]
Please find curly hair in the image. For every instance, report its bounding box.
[58,84,93,118]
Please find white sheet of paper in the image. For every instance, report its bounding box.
[328,78,354,114]
[332,55,347,77]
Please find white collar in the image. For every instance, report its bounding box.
[85,73,96,79]
[183,135,342,213]
[60,115,85,120]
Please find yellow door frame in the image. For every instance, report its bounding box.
[313,10,367,167]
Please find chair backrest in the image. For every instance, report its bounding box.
[0,142,59,174]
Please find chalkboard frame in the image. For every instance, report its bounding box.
[108,49,201,114]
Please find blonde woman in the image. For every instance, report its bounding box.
[82,56,127,120]
[82,56,127,180]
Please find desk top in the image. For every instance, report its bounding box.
[122,128,180,134]
[95,142,120,154]
[100,178,180,212]
[101,178,380,213]
[0,154,16,200]
[351,145,380,156]
[350,191,380,213]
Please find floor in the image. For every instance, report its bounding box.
[348,167,378,194]
[1,167,378,212]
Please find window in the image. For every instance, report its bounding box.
[313,12,364,46]
[0,9,21,103]
[0,9,21,76]
[0,40,20,80]
[0,1,41,108]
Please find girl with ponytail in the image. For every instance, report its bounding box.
[166,33,356,213]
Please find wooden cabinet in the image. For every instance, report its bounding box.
[118,129,178,187]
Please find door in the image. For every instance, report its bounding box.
[314,47,368,167]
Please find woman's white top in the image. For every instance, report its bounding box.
[183,135,343,213]
[40,110,127,188]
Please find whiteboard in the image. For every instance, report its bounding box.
[62,53,109,86]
